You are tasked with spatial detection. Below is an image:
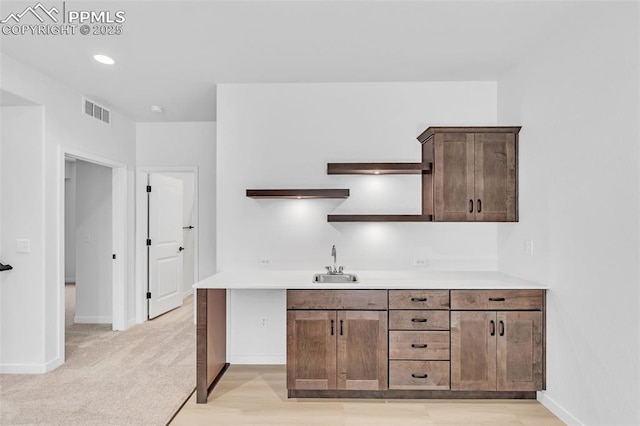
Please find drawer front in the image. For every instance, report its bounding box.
[451,290,543,310]
[287,290,387,310]
[389,310,449,331]
[389,331,450,360]
[389,361,450,390]
[389,290,449,309]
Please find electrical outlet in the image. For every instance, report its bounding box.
[524,240,534,256]
[260,317,268,328]
[16,239,30,254]
[259,258,271,266]
[412,258,427,267]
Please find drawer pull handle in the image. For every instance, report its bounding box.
[489,297,506,302]
[411,343,428,348]
[490,320,495,336]
[340,320,344,336]
[499,320,505,336]
[411,318,427,323]
[330,320,334,336]
[411,373,428,379]
[411,297,427,302]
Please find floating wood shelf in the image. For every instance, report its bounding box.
[327,162,431,175]
[246,189,350,199]
[328,214,433,222]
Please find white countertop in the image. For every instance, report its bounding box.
[193,270,547,290]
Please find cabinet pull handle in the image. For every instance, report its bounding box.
[330,320,334,336]
[489,297,506,302]
[490,320,495,336]
[340,320,343,336]
[411,343,428,348]
[499,320,505,336]
[411,373,428,379]
[411,297,427,302]
[469,199,474,213]
[411,318,427,323]
[477,199,482,213]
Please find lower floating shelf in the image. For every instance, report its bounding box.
[328,214,433,222]
[247,189,349,199]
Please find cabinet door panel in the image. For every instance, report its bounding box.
[497,311,543,391]
[434,133,475,221]
[474,132,517,222]
[287,310,336,390]
[451,311,496,391]
[337,311,388,390]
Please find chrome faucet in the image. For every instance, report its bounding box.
[325,245,344,275]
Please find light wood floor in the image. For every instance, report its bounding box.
[171,365,565,425]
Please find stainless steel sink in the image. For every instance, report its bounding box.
[313,273,359,283]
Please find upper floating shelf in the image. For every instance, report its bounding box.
[327,162,431,175]
[246,189,350,199]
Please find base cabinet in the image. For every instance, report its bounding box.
[451,311,543,391]
[287,289,544,398]
[287,308,388,391]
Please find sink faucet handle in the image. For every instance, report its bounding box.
[325,266,333,273]
[338,266,344,274]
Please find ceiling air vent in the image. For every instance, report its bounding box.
[82,97,111,124]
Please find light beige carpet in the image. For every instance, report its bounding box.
[0,284,195,425]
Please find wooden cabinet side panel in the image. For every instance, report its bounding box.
[287,310,337,390]
[496,311,543,391]
[196,289,226,403]
[451,311,496,391]
[337,311,388,391]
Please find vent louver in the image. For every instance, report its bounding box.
[82,97,111,124]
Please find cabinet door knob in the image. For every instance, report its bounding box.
[411,343,428,348]
[411,373,429,379]
[490,320,495,336]
[411,318,428,323]
[477,199,482,213]
[469,199,474,213]
[499,320,505,336]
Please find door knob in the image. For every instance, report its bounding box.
[178,247,185,252]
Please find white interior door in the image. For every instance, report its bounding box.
[148,173,184,319]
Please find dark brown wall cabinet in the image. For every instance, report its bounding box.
[418,127,520,222]
[287,290,388,391]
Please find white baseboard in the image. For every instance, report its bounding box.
[538,392,583,425]
[74,316,112,324]
[0,362,47,374]
[126,318,136,329]
[45,356,64,372]
[229,355,286,364]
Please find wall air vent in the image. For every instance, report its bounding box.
[82,97,111,124]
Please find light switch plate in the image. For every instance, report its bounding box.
[16,239,30,253]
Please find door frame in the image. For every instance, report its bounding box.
[135,166,199,323]
[58,147,128,364]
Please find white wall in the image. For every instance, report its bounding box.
[217,82,498,363]
[136,122,216,282]
[64,160,76,282]
[0,106,45,371]
[0,54,136,372]
[74,161,113,324]
[497,3,639,424]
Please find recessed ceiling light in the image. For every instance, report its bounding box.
[93,54,115,65]
[150,105,164,113]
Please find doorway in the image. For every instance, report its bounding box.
[59,148,127,365]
